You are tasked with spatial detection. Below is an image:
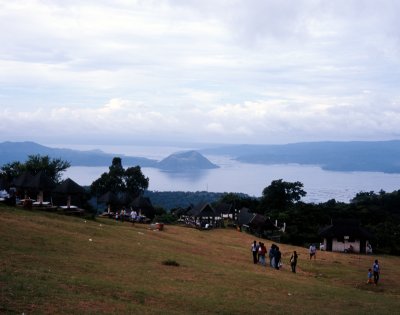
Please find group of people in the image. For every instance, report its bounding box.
[112,208,141,223]
[252,241,383,285]
[367,259,381,285]
[252,241,289,270]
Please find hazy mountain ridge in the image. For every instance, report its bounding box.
[0,141,158,167]
[200,140,400,173]
[0,142,216,171]
[2,140,400,173]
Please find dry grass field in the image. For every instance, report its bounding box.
[1,204,399,314]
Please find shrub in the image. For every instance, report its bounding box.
[162,259,179,267]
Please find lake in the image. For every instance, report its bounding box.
[60,144,400,203]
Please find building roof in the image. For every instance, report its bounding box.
[249,215,278,230]
[53,178,86,195]
[237,207,254,226]
[187,202,216,217]
[214,202,234,216]
[319,219,373,239]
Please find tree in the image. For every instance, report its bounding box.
[125,166,149,197]
[0,154,70,184]
[259,179,306,212]
[90,157,149,198]
[0,161,24,183]
[218,192,259,211]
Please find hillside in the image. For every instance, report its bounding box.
[1,205,399,314]
[200,140,400,173]
[0,141,157,167]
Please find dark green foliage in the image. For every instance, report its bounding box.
[90,157,149,197]
[162,259,180,267]
[259,179,306,212]
[218,192,259,210]
[272,190,400,254]
[144,191,228,211]
[153,213,178,224]
[0,154,70,184]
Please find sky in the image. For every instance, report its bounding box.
[1,0,400,146]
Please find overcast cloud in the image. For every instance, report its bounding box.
[1,0,400,145]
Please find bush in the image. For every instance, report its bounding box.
[153,213,178,224]
[162,259,179,267]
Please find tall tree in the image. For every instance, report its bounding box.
[125,165,149,197]
[0,155,70,184]
[90,157,149,197]
[259,179,306,212]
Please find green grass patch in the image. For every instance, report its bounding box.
[1,204,400,314]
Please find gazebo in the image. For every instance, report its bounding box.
[319,219,373,254]
[130,196,155,220]
[187,202,219,228]
[98,191,119,213]
[26,171,55,204]
[53,178,86,208]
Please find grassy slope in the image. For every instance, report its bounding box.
[1,205,399,315]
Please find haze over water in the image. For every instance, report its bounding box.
[60,144,400,203]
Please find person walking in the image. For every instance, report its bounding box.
[373,259,380,285]
[367,268,374,284]
[251,240,258,264]
[309,244,317,260]
[290,251,298,273]
[258,242,267,266]
[269,244,277,268]
[274,246,282,270]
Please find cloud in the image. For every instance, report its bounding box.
[0,0,400,145]
[2,92,400,144]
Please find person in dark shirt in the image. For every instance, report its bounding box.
[373,259,380,285]
[269,244,277,268]
[290,251,298,273]
[275,246,282,270]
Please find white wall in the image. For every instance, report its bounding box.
[330,238,361,253]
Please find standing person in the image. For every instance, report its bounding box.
[130,209,136,226]
[120,208,125,222]
[257,241,262,263]
[373,259,380,285]
[269,244,277,268]
[251,241,258,264]
[290,251,298,273]
[367,268,374,284]
[258,242,267,266]
[309,244,317,260]
[274,246,282,270]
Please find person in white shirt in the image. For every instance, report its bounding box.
[309,244,317,260]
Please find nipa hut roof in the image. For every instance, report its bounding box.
[237,207,254,226]
[187,202,216,217]
[53,178,86,195]
[214,202,234,216]
[12,171,34,188]
[26,171,55,191]
[319,219,373,239]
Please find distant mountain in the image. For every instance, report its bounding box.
[0,141,157,167]
[4,140,400,174]
[200,140,400,173]
[157,150,219,171]
[0,142,219,171]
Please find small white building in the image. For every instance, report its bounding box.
[319,219,373,254]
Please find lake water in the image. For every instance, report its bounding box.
[59,144,400,203]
